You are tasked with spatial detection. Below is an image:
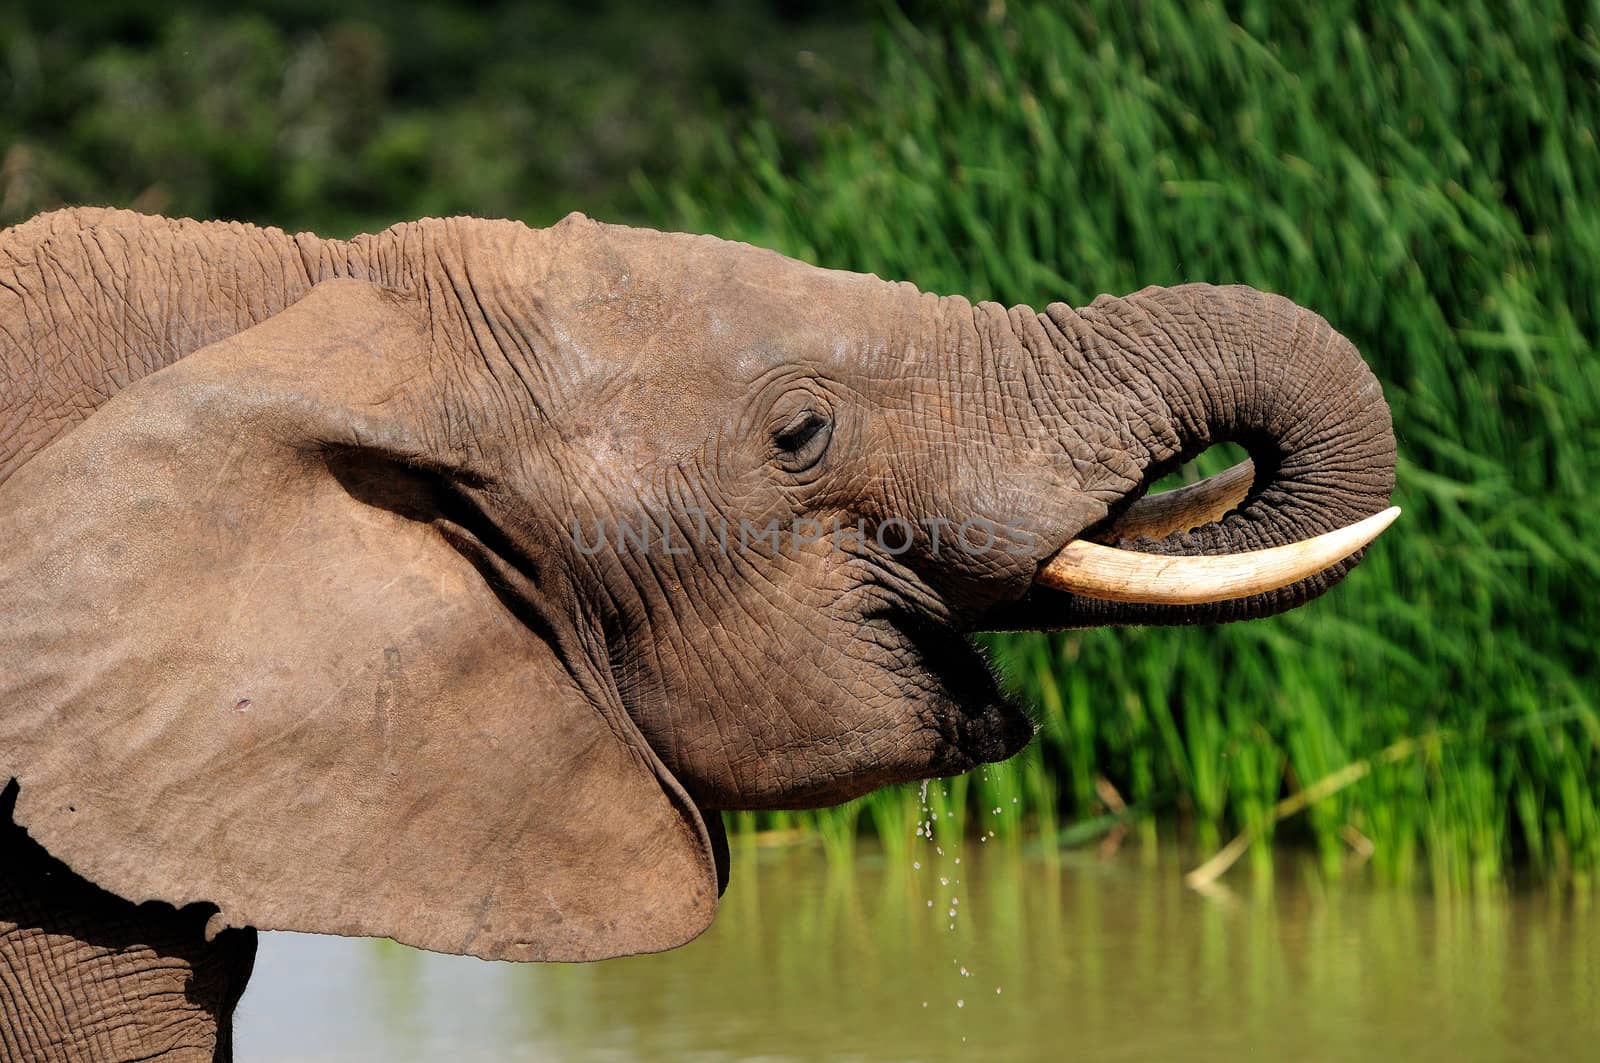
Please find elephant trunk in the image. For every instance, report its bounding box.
[1006,282,1396,628]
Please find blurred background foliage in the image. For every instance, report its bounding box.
[3,0,1596,887]
[0,0,868,230]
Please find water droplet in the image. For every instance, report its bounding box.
[956,999,965,1008]
[912,861,921,870]
[996,987,1003,994]
[960,966,970,977]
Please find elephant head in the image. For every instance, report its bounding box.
[0,210,1394,962]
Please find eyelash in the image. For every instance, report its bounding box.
[771,408,833,472]
[775,412,827,452]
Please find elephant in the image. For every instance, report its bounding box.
[0,208,1395,1061]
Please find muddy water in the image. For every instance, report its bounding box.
[238,841,1597,1062]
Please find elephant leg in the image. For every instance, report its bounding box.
[0,782,256,1063]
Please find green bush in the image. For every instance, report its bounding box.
[0,1,865,233]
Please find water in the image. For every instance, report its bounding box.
[237,841,1598,1062]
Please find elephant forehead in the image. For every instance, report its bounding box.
[559,224,910,359]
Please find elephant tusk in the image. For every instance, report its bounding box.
[1102,460,1257,541]
[1037,506,1400,605]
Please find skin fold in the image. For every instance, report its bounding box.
[0,209,1394,1060]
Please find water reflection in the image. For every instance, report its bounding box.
[239,841,1597,1062]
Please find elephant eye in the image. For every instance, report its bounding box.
[771,407,833,473]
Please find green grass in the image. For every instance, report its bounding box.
[665,1,1600,887]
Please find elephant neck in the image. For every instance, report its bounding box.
[2,211,315,483]
[0,208,554,486]
[0,781,256,1062]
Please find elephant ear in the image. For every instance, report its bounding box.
[0,279,720,961]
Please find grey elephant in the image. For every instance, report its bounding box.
[0,208,1395,1061]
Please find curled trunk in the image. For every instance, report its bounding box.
[1001,282,1395,628]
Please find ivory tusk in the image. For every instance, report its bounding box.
[1103,460,1256,541]
[1037,506,1400,605]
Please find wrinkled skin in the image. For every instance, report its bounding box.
[0,209,1393,1060]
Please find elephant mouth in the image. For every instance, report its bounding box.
[1032,460,1400,606]
[889,615,1036,773]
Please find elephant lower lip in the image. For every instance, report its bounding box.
[893,618,1035,768]
[948,698,1035,765]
